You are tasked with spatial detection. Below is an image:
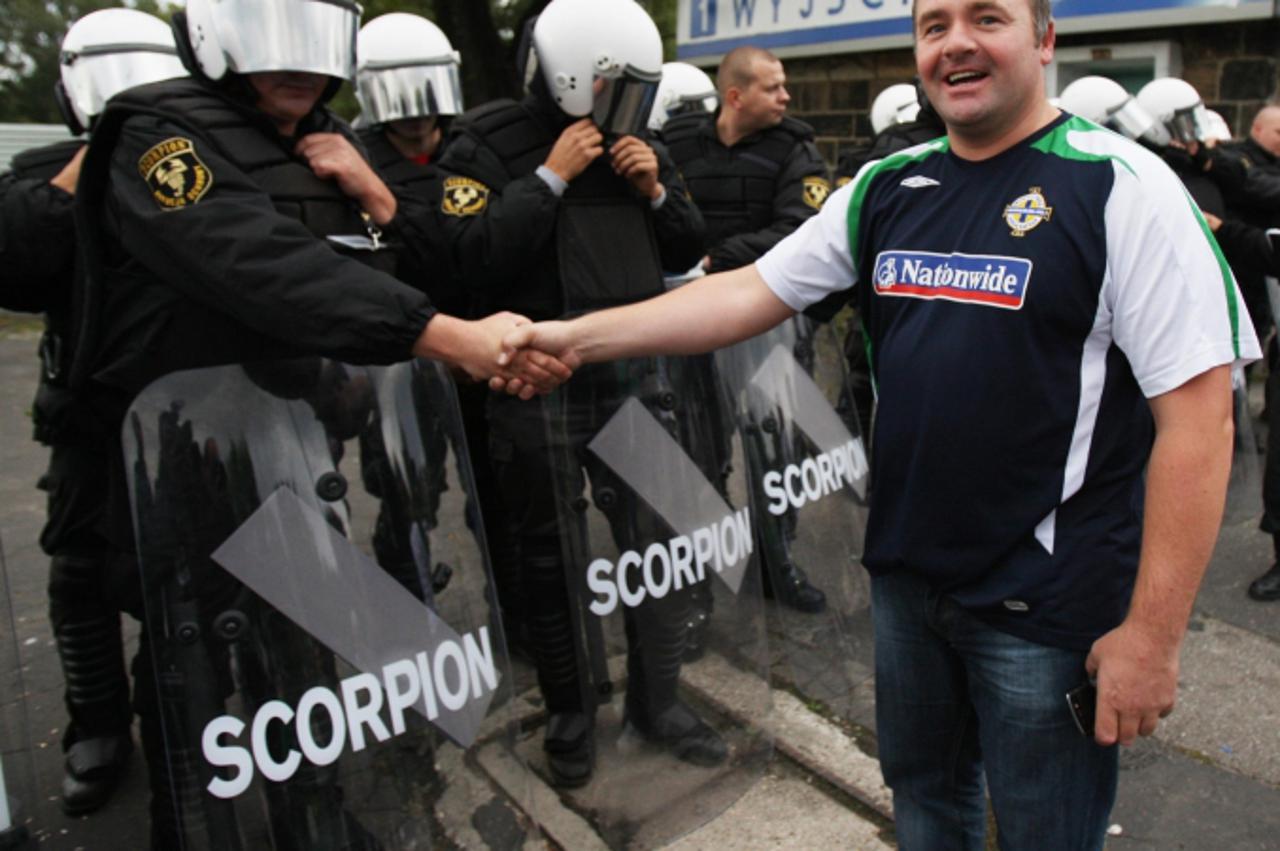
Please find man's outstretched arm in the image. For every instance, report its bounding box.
[1086,364,1234,746]
[498,263,797,372]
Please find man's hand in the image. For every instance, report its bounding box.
[49,145,87,196]
[1086,620,1180,746]
[610,135,662,200]
[413,312,573,400]
[295,133,397,224]
[544,118,604,183]
[1202,211,1223,232]
[491,319,581,397]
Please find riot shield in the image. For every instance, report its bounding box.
[0,531,35,849]
[1226,364,1262,525]
[124,359,527,850]
[714,315,874,729]
[520,355,772,848]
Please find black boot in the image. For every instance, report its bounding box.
[1249,563,1280,601]
[622,701,728,767]
[62,734,133,816]
[544,712,593,787]
[764,561,827,613]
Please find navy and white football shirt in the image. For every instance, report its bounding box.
[757,113,1260,649]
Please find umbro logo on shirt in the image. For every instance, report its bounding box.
[900,176,940,189]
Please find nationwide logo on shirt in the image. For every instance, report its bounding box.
[872,250,1033,310]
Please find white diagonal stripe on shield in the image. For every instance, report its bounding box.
[211,487,495,747]
[587,396,749,594]
[749,343,868,500]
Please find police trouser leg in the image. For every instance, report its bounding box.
[461,384,524,649]
[48,553,132,742]
[1262,338,1280,537]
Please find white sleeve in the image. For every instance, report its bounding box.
[755,179,858,311]
[1104,157,1262,398]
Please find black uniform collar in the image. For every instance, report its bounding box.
[1243,136,1278,167]
[705,106,782,149]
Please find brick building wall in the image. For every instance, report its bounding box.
[777,18,1280,168]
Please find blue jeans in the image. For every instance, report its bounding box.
[872,571,1117,851]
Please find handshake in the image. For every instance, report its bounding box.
[414,311,581,400]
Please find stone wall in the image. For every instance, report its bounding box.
[780,18,1280,168]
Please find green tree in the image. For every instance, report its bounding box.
[0,0,163,124]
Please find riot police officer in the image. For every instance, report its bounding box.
[70,0,565,842]
[354,12,463,314]
[438,0,718,787]
[0,8,188,816]
[353,13,529,648]
[657,45,830,612]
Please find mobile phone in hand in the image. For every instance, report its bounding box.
[1066,681,1097,738]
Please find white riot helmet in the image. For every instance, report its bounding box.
[1059,75,1170,147]
[356,14,463,124]
[57,9,187,135]
[530,0,663,137]
[648,62,717,132]
[1204,109,1233,143]
[870,83,921,135]
[180,0,358,84]
[1137,77,1211,145]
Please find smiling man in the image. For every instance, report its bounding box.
[501,0,1260,846]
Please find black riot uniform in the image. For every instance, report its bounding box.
[659,108,832,613]
[1207,138,1280,595]
[356,123,525,640]
[437,84,713,785]
[74,75,439,845]
[660,109,829,273]
[1,140,135,814]
[355,125,463,315]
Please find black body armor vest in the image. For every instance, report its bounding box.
[662,113,812,245]
[69,78,394,387]
[456,98,665,316]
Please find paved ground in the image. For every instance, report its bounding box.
[2,326,1280,849]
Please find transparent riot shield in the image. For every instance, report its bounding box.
[1226,364,1262,525]
[714,315,874,729]
[525,355,772,848]
[0,531,35,849]
[124,359,527,850]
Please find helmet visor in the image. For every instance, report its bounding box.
[63,46,187,123]
[676,90,718,116]
[1167,102,1211,144]
[219,0,358,80]
[1108,98,1170,147]
[593,66,660,138]
[357,59,463,123]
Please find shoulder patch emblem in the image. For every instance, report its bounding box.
[1003,186,1053,237]
[441,176,490,217]
[802,175,831,210]
[138,137,212,211]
